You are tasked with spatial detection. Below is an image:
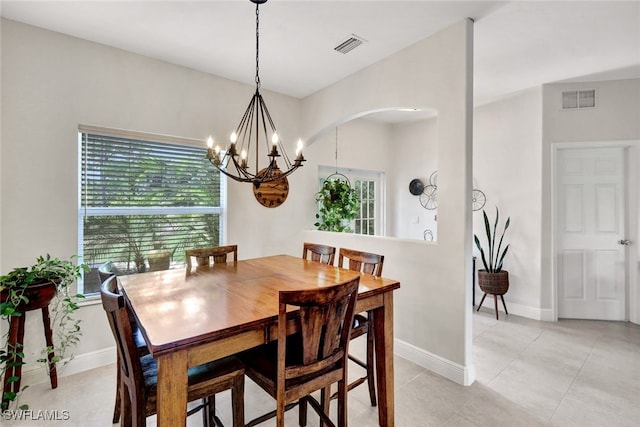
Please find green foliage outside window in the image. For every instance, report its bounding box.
[80,132,222,290]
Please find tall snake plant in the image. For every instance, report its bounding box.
[474,208,510,273]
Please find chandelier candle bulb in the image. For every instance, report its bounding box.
[228,142,238,157]
[206,136,214,159]
[295,139,305,163]
[240,149,248,169]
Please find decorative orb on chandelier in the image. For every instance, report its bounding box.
[206,0,305,189]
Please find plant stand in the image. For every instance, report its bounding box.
[2,282,58,407]
[476,270,509,320]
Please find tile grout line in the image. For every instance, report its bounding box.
[546,330,598,423]
[485,322,545,388]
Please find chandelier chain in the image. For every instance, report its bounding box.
[255,3,260,87]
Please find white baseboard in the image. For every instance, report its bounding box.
[20,346,116,386]
[394,339,475,386]
[478,300,555,321]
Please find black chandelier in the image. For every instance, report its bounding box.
[207,0,305,188]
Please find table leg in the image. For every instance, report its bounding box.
[156,351,189,427]
[41,306,58,389]
[2,315,24,408]
[372,292,395,427]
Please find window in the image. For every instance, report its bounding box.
[355,179,376,235]
[78,126,224,295]
[318,166,384,236]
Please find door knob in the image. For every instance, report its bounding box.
[618,239,631,246]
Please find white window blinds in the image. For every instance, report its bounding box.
[79,128,224,293]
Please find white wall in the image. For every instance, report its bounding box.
[388,117,439,241]
[473,87,544,318]
[1,18,475,387]
[309,115,440,243]
[471,79,640,323]
[299,19,475,383]
[0,17,3,266]
[541,78,640,322]
[0,18,301,377]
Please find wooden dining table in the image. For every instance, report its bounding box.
[119,254,401,426]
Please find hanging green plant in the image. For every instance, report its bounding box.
[315,177,360,232]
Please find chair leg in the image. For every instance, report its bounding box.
[365,315,377,407]
[337,380,348,427]
[276,398,286,427]
[493,294,499,320]
[500,295,509,316]
[318,386,331,427]
[112,355,122,424]
[298,396,308,427]
[231,375,245,427]
[121,383,134,427]
[476,293,488,311]
[204,397,212,427]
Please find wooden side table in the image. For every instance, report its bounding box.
[2,282,58,408]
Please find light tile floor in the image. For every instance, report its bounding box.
[3,310,639,426]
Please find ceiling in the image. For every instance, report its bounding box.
[1,0,639,118]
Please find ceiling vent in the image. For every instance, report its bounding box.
[334,34,367,54]
[562,89,596,109]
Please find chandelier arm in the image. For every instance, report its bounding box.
[257,95,274,153]
[261,93,277,133]
[210,157,301,184]
[217,163,255,183]
[238,94,257,159]
[261,97,294,168]
[235,93,256,137]
[277,164,303,180]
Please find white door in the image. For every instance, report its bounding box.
[556,147,627,320]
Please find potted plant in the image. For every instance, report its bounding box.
[474,208,511,318]
[0,254,88,410]
[314,177,360,232]
[147,237,171,272]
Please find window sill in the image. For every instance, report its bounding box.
[77,293,101,307]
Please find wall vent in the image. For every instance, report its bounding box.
[334,34,367,54]
[562,89,596,109]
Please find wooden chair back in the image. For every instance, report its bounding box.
[98,261,116,283]
[100,276,146,422]
[302,242,336,265]
[185,245,238,269]
[278,277,359,422]
[338,248,384,277]
[102,275,246,426]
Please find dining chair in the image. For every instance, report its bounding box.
[96,263,147,424]
[100,276,245,427]
[240,276,360,427]
[98,261,116,284]
[302,242,336,265]
[185,245,238,270]
[336,247,384,408]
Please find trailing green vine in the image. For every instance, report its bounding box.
[0,254,88,410]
